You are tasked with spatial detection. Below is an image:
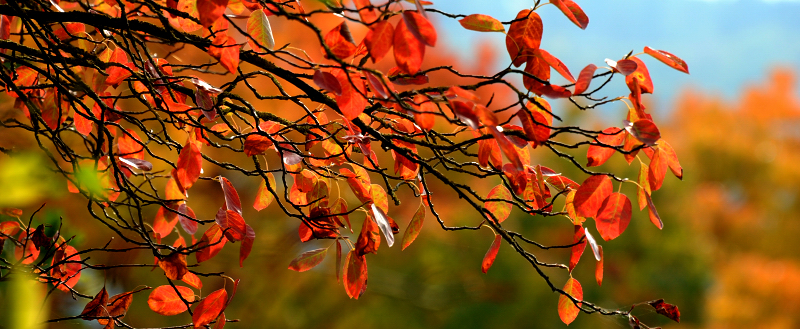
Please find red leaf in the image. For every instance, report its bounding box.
[481,234,502,273]
[393,19,425,75]
[177,203,198,235]
[172,141,202,191]
[485,184,513,223]
[365,20,394,63]
[148,285,194,316]
[644,46,689,74]
[402,11,437,47]
[505,9,543,66]
[637,161,651,210]
[648,299,681,323]
[624,119,660,146]
[197,0,228,27]
[573,175,613,218]
[550,0,589,29]
[649,148,668,192]
[313,70,342,96]
[401,204,425,250]
[340,167,372,204]
[288,247,328,272]
[333,69,368,120]
[645,192,663,229]
[595,245,604,286]
[558,277,583,325]
[196,224,227,263]
[192,289,228,329]
[219,37,241,75]
[595,193,632,241]
[488,125,524,172]
[239,224,255,267]
[104,47,134,87]
[219,177,242,215]
[478,138,501,168]
[355,215,381,256]
[366,71,392,99]
[159,252,188,280]
[658,140,683,179]
[573,64,598,95]
[568,225,586,272]
[522,56,550,94]
[343,250,368,299]
[353,0,378,24]
[182,272,203,290]
[153,206,179,238]
[81,287,109,319]
[587,127,625,167]
[606,58,638,76]
[253,174,276,211]
[222,210,246,242]
[625,57,654,94]
[536,49,575,83]
[324,22,357,59]
[459,14,504,32]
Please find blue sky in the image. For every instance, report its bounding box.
[433,0,800,111]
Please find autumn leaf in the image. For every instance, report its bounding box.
[81,287,109,319]
[402,11,437,47]
[505,9,543,66]
[172,141,202,192]
[365,20,394,63]
[159,252,188,280]
[219,177,242,215]
[550,0,589,29]
[536,49,575,83]
[343,250,368,299]
[573,64,598,95]
[253,174,277,211]
[624,119,660,146]
[569,225,586,272]
[648,299,681,323]
[394,19,425,75]
[459,14,504,32]
[177,203,198,235]
[595,193,632,241]
[625,57,654,94]
[485,184,513,223]
[401,204,425,250]
[197,0,228,28]
[313,70,342,96]
[573,175,613,218]
[644,46,689,74]
[355,215,381,256]
[239,224,255,267]
[99,291,134,326]
[196,224,227,263]
[481,234,502,273]
[323,21,357,59]
[587,127,625,167]
[558,277,583,325]
[648,148,668,192]
[148,285,195,316]
[658,140,683,179]
[288,248,328,272]
[247,9,275,52]
[595,245,604,286]
[192,289,228,329]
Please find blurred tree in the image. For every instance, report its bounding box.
[0,0,689,327]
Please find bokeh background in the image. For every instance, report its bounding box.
[2,0,800,328]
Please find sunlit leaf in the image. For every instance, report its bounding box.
[159,252,188,280]
[403,11,436,47]
[481,234,502,273]
[365,20,394,63]
[484,184,512,223]
[343,250,368,299]
[505,9,543,66]
[595,193,632,241]
[219,177,242,215]
[192,288,228,329]
[394,19,425,75]
[239,224,255,267]
[253,173,276,211]
[324,21,357,59]
[401,204,425,250]
[644,46,689,74]
[196,224,227,263]
[177,203,198,235]
[172,141,202,192]
[247,9,275,52]
[196,0,228,27]
[550,0,589,29]
[148,285,194,316]
[569,225,586,272]
[558,277,583,325]
[573,64,597,95]
[625,57,654,94]
[573,175,612,218]
[595,245,604,286]
[624,119,660,146]
[288,247,328,272]
[459,14,504,32]
[587,127,625,167]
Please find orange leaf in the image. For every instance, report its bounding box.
[239,224,255,267]
[313,70,342,96]
[51,244,81,292]
[402,11,436,47]
[459,14,504,32]
[288,247,328,272]
[343,250,368,299]
[324,22,357,60]
[568,225,586,272]
[219,37,240,75]
[644,46,689,74]
[488,125,524,172]
[648,148,668,192]
[595,193,632,241]
[658,140,683,179]
[401,204,425,250]
[365,20,394,63]
[219,177,242,215]
[573,175,612,218]
[625,57,654,94]
[192,289,228,329]
[153,206,179,239]
[221,210,246,242]
[536,49,575,83]
[485,184,512,223]
[481,234,502,273]
[637,161,651,210]
[550,0,589,29]
[159,252,188,280]
[253,173,276,211]
[355,215,381,256]
[196,224,227,263]
[353,0,378,24]
[148,285,194,316]
[595,245,604,286]
[333,69,368,120]
[645,192,663,229]
[182,271,203,290]
[573,64,597,95]
[393,19,425,75]
[172,141,202,191]
[505,9,543,66]
[197,0,228,27]
[558,278,583,325]
[587,127,625,167]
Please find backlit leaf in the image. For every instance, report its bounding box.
[485,184,512,223]
[288,247,328,272]
[595,193,632,241]
[219,177,242,215]
[402,11,437,46]
[196,0,228,27]
[505,9,543,66]
[459,14,504,32]
[246,9,275,52]
[658,140,683,179]
[569,225,586,272]
[558,277,583,325]
[573,175,612,218]
[222,210,247,242]
[153,206,179,238]
[253,173,276,211]
[587,127,625,167]
[148,285,194,316]
[625,57,654,94]
[343,250,368,299]
[536,49,575,83]
[394,19,425,75]
[159,252,188,280]
[355,215,381,256]
[649,148,668,191]
[101,291,134,326]
[353,0,378,24]
[644,46,689,74]
[192,289,228,329]
[624,119,660,146]
[324,22,357,59]
[645,192,663,229]
[365,21,394,63]
[595,245,604,286]
[239,224,255,267]
[182,271,203,290]
[333,69,369,120]
[573,64,598,95]
[81,287,109,319]
[196,224,227,263]
[401,204,425,250]
[313,70,342,96]
[481,234,502,273]
[550,0,589,29]
[172,141,202,192]
[177,203,198,235]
